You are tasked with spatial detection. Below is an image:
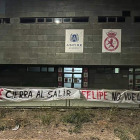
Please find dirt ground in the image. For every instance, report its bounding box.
[0,107,140,140]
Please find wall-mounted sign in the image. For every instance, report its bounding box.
[58,67,62,72]
[84,77,88,82]
[83,82,88,88]
[84,73,88,77]
[83,68,88,88]
[58,77,62,82]
[65,29,84,53]
[64,68,82,73]
[102,29,121,53]
[58,82,62,87]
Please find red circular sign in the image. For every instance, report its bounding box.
[104,37,119,51]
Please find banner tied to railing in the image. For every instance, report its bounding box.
[0,88,80,102]
[0,88,140,104]
[81,90,140,104]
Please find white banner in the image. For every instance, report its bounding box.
[65,29,84,53]
[102,29,121,53]
[0,88,80,102]
[81,89,140,104]
[0,87,140,104]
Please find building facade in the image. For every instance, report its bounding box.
[0,0,140,91]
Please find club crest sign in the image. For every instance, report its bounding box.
[70,34,79,42]
[102,29,121,53]
[65,29,84,53]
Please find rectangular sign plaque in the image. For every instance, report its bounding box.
[65,29,84,53]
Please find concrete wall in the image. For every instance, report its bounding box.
[0,0,139,65]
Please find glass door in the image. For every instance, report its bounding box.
[135,75,140,90]
[64,74,72,88]
[129,68,140,90]
[64,73,82,88]
[64,67,82,88]
[73,74,82,88]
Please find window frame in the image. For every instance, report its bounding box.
[107,17,116,22]
[27,67,41,72]
[20,18,36,24]
[117,16,125,22]
[72,17,89,23]
[48,67,55,73]
[63,18,71,23]
[134,16,140,23]
[46,18,53,23]
[98,16,107,23]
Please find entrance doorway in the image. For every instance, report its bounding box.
[64,68,82,88]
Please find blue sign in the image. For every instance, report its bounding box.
[70,34,79,42]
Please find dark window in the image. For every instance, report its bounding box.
[20,17,89,24]
[0,66,18,72]
[0,18,10,24]
[96,68,104,73]
[63,18,70,22]
[117,17,125,22]
[27,67,40,72]
[108,17,116,22]
[20,18,35,23]
[122,11,131,17]
[134,17,140,22]
[3,18,10,23]
[104,68,113,73]
[37,18,44,22]
[46,18,53,22]
[98,17,107,22]
[97,68,120,73]
[41,67,47,72]
[72,17,88,22]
